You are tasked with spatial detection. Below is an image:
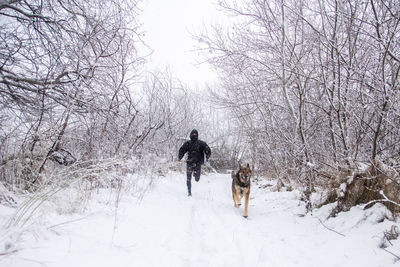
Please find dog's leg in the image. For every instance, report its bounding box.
[232,191,240,208]
[234,195,240,207]
[232,182,239,208]
[244,190,250,218]
[238,191,243,206]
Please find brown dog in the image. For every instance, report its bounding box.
[231,163,252,218]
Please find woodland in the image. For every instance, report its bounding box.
[1,0,400,226]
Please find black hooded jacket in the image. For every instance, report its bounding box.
[178,129,211,164]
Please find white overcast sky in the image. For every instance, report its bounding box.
[140,0,223,87]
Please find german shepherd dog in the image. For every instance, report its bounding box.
[231,163,252,218]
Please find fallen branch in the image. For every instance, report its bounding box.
[317,218,346,237]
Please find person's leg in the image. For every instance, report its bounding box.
[194,163,201,182]
[186,163,194,195]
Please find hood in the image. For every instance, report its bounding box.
[190,129,198,141]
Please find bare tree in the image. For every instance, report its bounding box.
[138,69,202,161]
[0,0,147,189]
[195,0,400,185]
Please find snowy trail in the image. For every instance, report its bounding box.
[3,173,396,267]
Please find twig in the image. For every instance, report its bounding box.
[382,248,400,261]
[317,218,346,237]
[0,249,18,257]
[379,190,400,208]
[47,214,95,230]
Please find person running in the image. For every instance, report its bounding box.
[178,129,211,196]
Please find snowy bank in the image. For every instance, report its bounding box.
[1,173,399,266]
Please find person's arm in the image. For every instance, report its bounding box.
[178,142,188,161]
[204,143,211,161]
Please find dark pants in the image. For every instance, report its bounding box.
[186,162,201,194]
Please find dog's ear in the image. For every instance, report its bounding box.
[246,163,250,168]
[231,171,235,179]
[239,163,242,169]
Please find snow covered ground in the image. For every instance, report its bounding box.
[1,172,399,266]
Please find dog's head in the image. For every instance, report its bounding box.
[234,163,252,184]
